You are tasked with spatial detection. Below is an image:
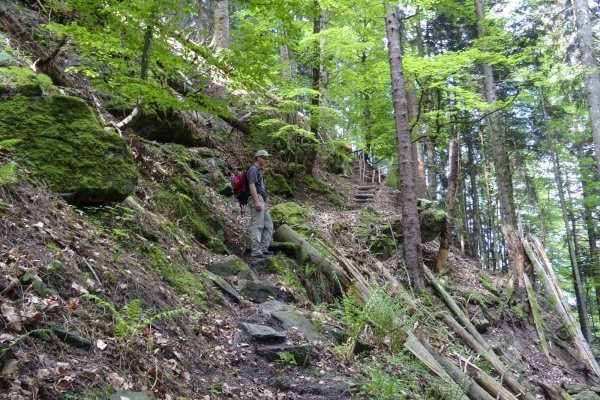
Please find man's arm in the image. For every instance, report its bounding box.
[249,183,262,211]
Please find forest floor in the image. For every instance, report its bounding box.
[1,143,599,400]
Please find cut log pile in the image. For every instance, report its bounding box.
[273,223,585,399]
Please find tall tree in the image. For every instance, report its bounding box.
[385,2,424,291]
[210,0,229,52]
[572,0,600,176]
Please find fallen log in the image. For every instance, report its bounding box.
[451,353,518,400]
[273,224,360,302]
[523,235,600,377]
[425,263,533,398]
[423,342,495,400]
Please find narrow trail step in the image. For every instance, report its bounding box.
[354,193,375,199]
[357,185,379,191]
[353,198,374,203]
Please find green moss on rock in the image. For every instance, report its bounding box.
[270,202,306,226]
[0,95,137,203]
[149,246,207,305]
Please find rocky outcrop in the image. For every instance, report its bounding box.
[0,95,137,204]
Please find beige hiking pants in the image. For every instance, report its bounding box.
[248,196,273,256]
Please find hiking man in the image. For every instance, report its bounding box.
[248,150,274,259]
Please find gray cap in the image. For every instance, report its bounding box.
[255,150,271,157]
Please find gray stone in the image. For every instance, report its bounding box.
[259,300,287,317]
[208,255,257,281]
[109,391,155,400]
[237,322,286,342]
[473,316,490,332]
[256,343,312,366]
[272,310,320,343]
[204,271,241,303]
[239,279,278,303]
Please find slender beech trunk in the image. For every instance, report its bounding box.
[384,3,424,291]
[209,0,229,52]
[415,22,437,201]
[305,6,326,176]
[474,0,515,228]
[117,16,154,129]
[572,0,600,176]
[406,79,427,198]
[466,132,483,259]
[577,143,600,322]
[436,138,460,272]
[540,90,592,343]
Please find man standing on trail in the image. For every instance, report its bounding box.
[248,150,274,259]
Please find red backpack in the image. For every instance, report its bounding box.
[232,167,251,206]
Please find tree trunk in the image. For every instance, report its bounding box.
[577,143,600,323]
[384,3,425,291]
[474,0,516,228]
[117,17,154,129]
[540,89,593,343]
[209,0,229,52]
[572,0,600,177]
[406,79,427,199]
[466,132,483,259]
[305,5,326,176]
[436,138,460,272]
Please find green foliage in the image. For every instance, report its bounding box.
[148,246,207,305]
[347,352,423,400]
[0,139,22,185]
[0,329,53,359]
[83,294,188,340]
[276,351,298,366]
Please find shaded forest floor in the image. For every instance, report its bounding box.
[1,142,599,400]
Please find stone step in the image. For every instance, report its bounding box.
[353,198,374,203]
[354,193,374,199]
[357,185,379,191]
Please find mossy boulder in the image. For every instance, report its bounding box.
[265,170,294,198]
[0,95,137,204]
[208,255,258,282]
[270,202,306,226]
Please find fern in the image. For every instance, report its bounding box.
[0,139,23,149]
[83,294,188,340]
[0,139,22,185]
[0,329,53,358]
[0,162,18,184]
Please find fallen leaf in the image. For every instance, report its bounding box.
[1,303,22,331]
[82,369,97,379]
[57,364,74,376]
[25,312,44,323]
[1,359,18,377]
[107,372,128,390]
[37,368,52,380]
[71,282,88,294]
[31,222,44,231]
[56,377,73,389]
[0,333,16,343]
[96,340,107,350]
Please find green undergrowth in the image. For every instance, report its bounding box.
[302,174,343,207]
[147,246,207,305]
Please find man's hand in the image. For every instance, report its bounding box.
[254,203,262,211]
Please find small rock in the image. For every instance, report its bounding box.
[109,391,154,400]
[272,310,320,343]
[237,322,286,342]
[238,279,278,303]
[256,343,312,366]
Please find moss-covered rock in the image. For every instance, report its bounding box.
[265,170,294,198]
[0,95,137,204]
[270,202,306,226]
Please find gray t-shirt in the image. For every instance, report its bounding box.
[247,165,266,198]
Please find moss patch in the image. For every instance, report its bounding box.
[0,95,137,203]
[148,246,207,305]
[270,202,307,226]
